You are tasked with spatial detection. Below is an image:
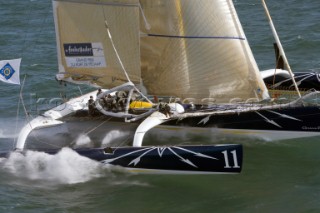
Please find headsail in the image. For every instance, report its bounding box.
[52,0,141,88]
[139,0,269,103]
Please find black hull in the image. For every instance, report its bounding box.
[264,72,320,91]
[165,106,320,132]
[24,105,320,150]
[29,144,242,174]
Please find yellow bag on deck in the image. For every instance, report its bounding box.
[130,101,153,109]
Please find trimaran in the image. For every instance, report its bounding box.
[4,0,320,174]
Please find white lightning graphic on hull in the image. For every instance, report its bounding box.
[129,147,157,166]
[198,115,211,125]
[173,146,218,160]
[168,147,198,168]
[101,146,219,168]
[266,110,302,122]
[255,111,282,128]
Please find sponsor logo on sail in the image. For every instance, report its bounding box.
[64,43,93,57]
[63,43,106,68]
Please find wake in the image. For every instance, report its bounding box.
[0,147,112,184]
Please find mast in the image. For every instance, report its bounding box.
[261,0,301,97]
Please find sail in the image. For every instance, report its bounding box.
[139,0,269,103]
[52,0,141,88]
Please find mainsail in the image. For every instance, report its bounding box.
[139,0,269,103]
[52,0,141,88]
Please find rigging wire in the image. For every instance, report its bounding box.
[12,2,55,150]
[272,55,282,92]
[20,75,31,121]
[13,81,22,149]
[13,75,33,149]
[84,117,111,135]
[261,0,301,98]
[101,7,153,104]
[69,117,111,148]
[12,1,34,150]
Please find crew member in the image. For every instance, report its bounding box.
[159,102,171,117]
[96,88,102,97]
[88,96,95,116]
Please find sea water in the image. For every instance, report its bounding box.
[1,0,320,212]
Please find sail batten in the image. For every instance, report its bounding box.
[54,0,139,7]
[146,34,246,40]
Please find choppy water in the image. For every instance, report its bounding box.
[1,0,320,212]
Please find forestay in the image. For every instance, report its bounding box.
[139,0,269,103]
[52,0,141,88]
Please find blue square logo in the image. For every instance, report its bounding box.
[0,63,15,80]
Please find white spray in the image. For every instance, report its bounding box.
[101,130,129,147]
[0,148,107,184]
